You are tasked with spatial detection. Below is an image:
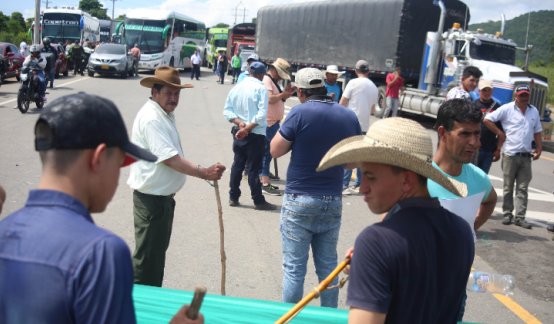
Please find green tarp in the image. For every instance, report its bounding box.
[133,284,485,324]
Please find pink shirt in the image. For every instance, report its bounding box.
[263,75,285,127]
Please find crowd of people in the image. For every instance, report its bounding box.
[0,51,551,324]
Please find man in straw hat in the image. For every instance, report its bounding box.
[260,58,294,194]
[323,65,344,103]
[271,68,362,308]
[223,62,277,210]
[128,66,226,287]
[317,117,474,323]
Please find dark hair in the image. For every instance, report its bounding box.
[462,66,482,79]
[151,84,164,96]
[434,99,482,133]
[300,87,328,97]
[390,165,427,187]
[35,120,84,173]
[395,66,402,71]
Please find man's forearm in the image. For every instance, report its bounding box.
[245,123,259,132]
[230,118,244,126]
[475,202,495,231]
[163,154,207,178]
[534,133,543,150]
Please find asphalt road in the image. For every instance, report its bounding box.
[0,68,552,324]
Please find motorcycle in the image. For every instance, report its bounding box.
[16,66,45,114]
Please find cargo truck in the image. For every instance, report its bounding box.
[256,0,549,118]
[227,23,255,59]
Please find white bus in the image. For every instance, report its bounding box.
[32,8,100,44]
[121,9,206,71]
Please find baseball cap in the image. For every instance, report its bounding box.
[292,68,325,89]
[247,53,259,62]
[356,60,369,72]
[516,84,531,95]
[249,61,266,73]
[35,92,157,167]
[478,79,493,90]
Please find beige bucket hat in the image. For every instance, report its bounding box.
[317,117,467,197]
[269,58,291,80]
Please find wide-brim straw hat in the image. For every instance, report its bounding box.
[317,117,467,197]
[140,66,194,89]
[269,58,291,80]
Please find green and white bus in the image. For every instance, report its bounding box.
[205,28,228,68]
[119,9,206,71]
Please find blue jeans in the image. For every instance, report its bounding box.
[232,67,241,79]
[36,70,46,97]
[458,291,467,321]
[343,168,362,188]
[260,122,280,177]
[280,194,342,308]
[229,127,267,205]
[49,62,57,87]
[477,150,494,174]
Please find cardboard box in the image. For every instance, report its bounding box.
[541,122,553,141]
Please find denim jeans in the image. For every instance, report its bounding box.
[36,70,46,97]
[476,150,494,174]
[457,291,467,322]
[233,67,241,79]
[280,194,342,308]
[219,65,227,84]
[260,122,280,177]
[49,62,57,87]
[382,97,399,118]
[343,168,362,188]
[229,127,267,205]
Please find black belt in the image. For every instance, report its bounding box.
[512,153,533,158]
[134,189,175,198]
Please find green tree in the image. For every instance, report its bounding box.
[0,11,10,32]
[10,12,26,31]
[116,14,126,20]
[213,23,229,28]
[252,17,257,23]
[7,20,23,35]
[79,0,109,19]
[549,37,554,63]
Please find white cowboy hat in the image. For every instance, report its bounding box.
[317,117,467,197]
[323,65,344,78]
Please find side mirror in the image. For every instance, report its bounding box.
[473,38,482,46]
[6,52,14,57]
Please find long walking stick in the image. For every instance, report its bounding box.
[213,180,227,295]
[274,258,351,324]
[274,158,279,178]
[185,285,207,320]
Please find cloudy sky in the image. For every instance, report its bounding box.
[4,0,553,27]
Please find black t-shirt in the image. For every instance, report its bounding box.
[219,54,228,68]
[474,98,503,152]
[346,197,474,324]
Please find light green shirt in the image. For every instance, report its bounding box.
[127,99,186,195]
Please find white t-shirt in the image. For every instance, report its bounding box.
[343,77,378,132]
[20,41,28,53]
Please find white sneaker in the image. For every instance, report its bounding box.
[350,186,360,193]
[342,188,351,195]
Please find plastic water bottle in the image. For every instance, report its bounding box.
[466,270,515,296]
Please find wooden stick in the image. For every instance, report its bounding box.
[214,180,226,295]
[273,158,279,178]
[274,258,351,324]
[185,285,207,320]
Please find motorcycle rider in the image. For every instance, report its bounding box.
[41,37,58,88]
[23,45,47,103]
[70,40,84,76]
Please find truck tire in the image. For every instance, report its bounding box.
[373,86,387,118]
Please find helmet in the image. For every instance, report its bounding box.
[42,37,51,46]
[30,44,41,54]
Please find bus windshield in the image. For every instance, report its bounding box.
[470,41,516,65]
[214,39,226,47]
[124,19,166,54]
[43,13,81,43]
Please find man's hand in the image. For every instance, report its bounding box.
[281,83,294,100]
[533,147,542,160]
[343,247,354,275]
[330,93,336,101]
[201,163,226,181]
[169,305,205,324]
[235,129,249,140]
[492,150,501,162]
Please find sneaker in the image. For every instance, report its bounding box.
[254,202,277,210]
[514,219,532,229]
[269,173,280,180]
[229,200,239,207]
[502,216,513,225]
[42,96,47,103]
[547,225,554,233]
[242,174,248,181]
[349,185,360,193]
[342,187,351,195]
[262,184,281,196]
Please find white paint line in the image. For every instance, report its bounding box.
[0,77,89,107]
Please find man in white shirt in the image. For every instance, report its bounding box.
[446,66,482,101]
[19,38,28,53]
[339,60,378,194]
[190,50,202,80]
[484,84,542,229]
[128,66,226,287]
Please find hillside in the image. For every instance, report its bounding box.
[469,10,553,63]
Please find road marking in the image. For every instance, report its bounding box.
[493,294,543,324]
[540,155,554,162]
[0,77,89,107]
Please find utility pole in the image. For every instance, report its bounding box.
[232,1,246,25]
[110,0,120,20]
[34,0,41,44]
[42,0,50,9]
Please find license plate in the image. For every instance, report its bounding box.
[101,65,109,70]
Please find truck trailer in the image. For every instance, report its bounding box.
[256,0,549,118]
[227,23,255,60]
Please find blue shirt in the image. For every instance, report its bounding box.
[428,162,492,241]
[236,70,249,84]
[0,190,136,324]
[279,96,362,196]
[223,76,269,135]
[325,81,341,103]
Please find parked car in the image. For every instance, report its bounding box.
[0,42,24,83]
[24,44,68,79]
[87,44,135,79]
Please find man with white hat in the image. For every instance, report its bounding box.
[323,65,344,103]
[271,68,362,308]
[318,117,473,323]
[128,66,226,287]
[474,79,502,174]
[236,53,260,84]
[260,58,294,195]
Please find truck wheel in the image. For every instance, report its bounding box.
[373,86,387,118]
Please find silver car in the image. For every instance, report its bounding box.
[88,44,135,79]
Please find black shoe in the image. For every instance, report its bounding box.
[81,73,84,76]
[229,200,239,207]
[262,184,281,196]
[547,225,554,233]
[269,172,280,180]
[514,219,532,229]
[50,84,53,88]
[502,216,513,225]
[254,202,277,210]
